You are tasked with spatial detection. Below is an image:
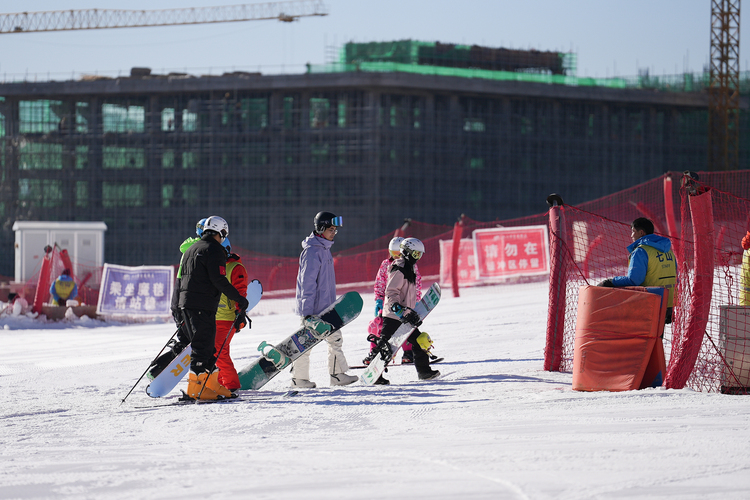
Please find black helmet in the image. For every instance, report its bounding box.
[314,211,343,234]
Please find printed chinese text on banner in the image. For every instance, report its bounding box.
[96,264,174,316]
[472,226,550,279]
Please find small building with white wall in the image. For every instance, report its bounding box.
[13,221,107,284]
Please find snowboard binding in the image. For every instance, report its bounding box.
[303,315,334,339]
[258,341,290,369]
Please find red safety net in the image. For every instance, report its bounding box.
[544,170,750,394]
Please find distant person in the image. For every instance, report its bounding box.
[741,231,750,306]
[365,237,440,384]
[291,211,358,388]
[49,268,78,306]
[179,216,249,400]
[598,217,677,324]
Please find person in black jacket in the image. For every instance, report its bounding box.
[179,215,249,399]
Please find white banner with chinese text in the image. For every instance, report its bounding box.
[96,264,174,317]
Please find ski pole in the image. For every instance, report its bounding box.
[120,323,182,404]
[193,310,247,402]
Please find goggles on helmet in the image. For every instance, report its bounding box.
[329,216,343,227]
[407,249,423,261]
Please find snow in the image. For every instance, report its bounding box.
[2,281,750,500]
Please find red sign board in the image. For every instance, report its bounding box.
[472,226,549,279]
[439,239,480,286]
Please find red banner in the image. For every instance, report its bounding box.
[439,239,480,286]
[472,226,549,279]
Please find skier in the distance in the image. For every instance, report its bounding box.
[179,216,249,399]
[365,236,438,365]
[291,211,358,388]
[365,237,440,384]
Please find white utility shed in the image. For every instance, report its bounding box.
[12,221,107,283]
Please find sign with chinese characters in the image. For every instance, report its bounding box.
[472,226,549,279]
[439,239,481,287]
[96,264,174,316]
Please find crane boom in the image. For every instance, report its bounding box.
[0,1,328,34]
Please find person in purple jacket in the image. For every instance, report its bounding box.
[291,211,358,388]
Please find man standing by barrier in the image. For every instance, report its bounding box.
[598,217,677,325]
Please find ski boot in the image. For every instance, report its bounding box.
[401,349,414,364]
[186,369,234,400]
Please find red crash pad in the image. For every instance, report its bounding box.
[573,285,666,392]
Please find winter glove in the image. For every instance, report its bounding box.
[374,299,383,317]
[742,231,750,250]
[391,303,404,317]
[402,310,422,327]
[597,279,614,287]
[237,296,250,311]
[233,310,249,332]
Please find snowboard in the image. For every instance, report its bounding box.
[360,283,441,386]
[238,291,364,390]
[145,279,263,398]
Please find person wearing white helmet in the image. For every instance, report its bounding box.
[365,237,439,384]
[178,215,250,399]
[151,217,208,380]
[291,211,358,388]
[365,236,423,365]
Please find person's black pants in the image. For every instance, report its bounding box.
[181,308,217,373]
[380,317,430,374]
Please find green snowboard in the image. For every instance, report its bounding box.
[238,291,363,390]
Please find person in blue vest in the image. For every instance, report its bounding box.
[598,217,677,324]
[49,268,78,306]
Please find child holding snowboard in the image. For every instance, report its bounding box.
[365,236,441,365]
[364,237,439,384]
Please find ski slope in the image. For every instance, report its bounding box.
[1,281,749,500]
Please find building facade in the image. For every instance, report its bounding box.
[0,67,742,275]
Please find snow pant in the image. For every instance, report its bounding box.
[291,330,349,380]
[181,307,217,373]
[171,308,191,346]
[379,317,429,374]
[215,320,240,390]
[370,334,412,353]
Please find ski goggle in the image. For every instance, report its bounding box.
[407,249,423,260]
[329,216,343,227]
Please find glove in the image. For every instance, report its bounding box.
[402,311,422,327]
[597,279,614,287]
[742,231,750,250]
[233,310,249,331]
[374,299,383,317]
[391,303,403,316]
[237,296,250,311]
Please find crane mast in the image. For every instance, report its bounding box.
[0,1,328,34]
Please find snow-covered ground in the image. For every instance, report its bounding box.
[1,281,749,500]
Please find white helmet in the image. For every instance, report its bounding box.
[388,237,405,258]
[203,216,229,241]
[400,237,425,261]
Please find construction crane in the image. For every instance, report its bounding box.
[0,1,328,34]
[708,0,741,171]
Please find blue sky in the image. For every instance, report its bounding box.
[1,0,742,80]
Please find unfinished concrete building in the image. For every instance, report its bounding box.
[0,41,744,275]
